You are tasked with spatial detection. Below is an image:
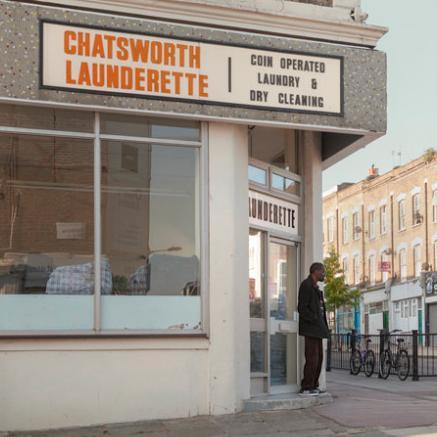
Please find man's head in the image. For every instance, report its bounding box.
[310,262,325,283]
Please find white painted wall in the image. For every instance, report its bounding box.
[0,339,209,431]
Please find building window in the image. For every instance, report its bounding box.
[399,248,407,282]
[352,212,360,240]
[380,253,390,283]
[380,205,387,235]
[368,255,376,285]
[342,257,349,284]
[411,298,418,318]
[413,245,422,277]
[412,193,421,225]
[0,106,203,333]
[368,210,376,239]
[353,255,360,285]
[434,241,437,272]
[248,164,267,185]
[432,189,437,223]
[327,216,334,243]
[398,199,406,231]
[342,216,349,244]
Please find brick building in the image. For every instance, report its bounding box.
[323,151,437,335]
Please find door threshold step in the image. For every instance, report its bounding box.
[244,392,332,412]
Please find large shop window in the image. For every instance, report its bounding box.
[0,106,202,334]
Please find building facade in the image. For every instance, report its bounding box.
[0,0,386,431]
[323,153,437,336]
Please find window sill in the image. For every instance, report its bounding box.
[0,330,209,339]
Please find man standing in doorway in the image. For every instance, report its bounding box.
[298,262,329,395]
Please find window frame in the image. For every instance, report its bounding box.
[352,212,360,241]
[399,248,407,282]
[398,199,406,231]
[432,189,437,224]
[342,216,349,244]
[0,108,208,338]
[380,204,387,235]
[368,210,376,240]
[412,193,421,226]
[413,244,422,278]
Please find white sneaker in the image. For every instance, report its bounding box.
[299,389,319,396]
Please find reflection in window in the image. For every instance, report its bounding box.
[0,103,94,132]
[248,165,267,185]
[249,229,264,318]
[272,173,300,196]
[249,127,298,174]
[100,112,200,141]
[0,134,94,329]
[102,141,200,296]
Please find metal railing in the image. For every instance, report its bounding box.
[326,329,437,379]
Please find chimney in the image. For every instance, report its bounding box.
[368,164,379,177]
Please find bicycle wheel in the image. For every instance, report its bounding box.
[397,350,410,381]
[379,350,391,379]
[364,350,375,377]
[350,350,361,375]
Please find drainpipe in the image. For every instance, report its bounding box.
[336,207,340,255]
[361,203,366,283]
[390,194,395,279]
[424,181,429,267]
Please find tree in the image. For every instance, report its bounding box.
[323,247,360,334]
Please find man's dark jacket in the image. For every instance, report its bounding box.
[298,276,329,338]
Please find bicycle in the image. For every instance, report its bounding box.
[350,338,375,377]
[379,330,410,381]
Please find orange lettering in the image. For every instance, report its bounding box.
[150,41,163,64]
[120,66,133,89]
[147,69,160,92]
[78,62,91,86]
[185,72,196,96]
[129,38,150,63]
[189,46,200,69]
[199,74,208,97]
[64,31,76,55]
[77,32,90,57]
[160,71,171,94]
[91,34,105,58]
[172,71,183,94]
[106,65,119,88]
[164,43,176,66]
[92,63,105,87]
[176,44,188,67]
[116,37,129,61]
[104,35,116,58]
[135,68,145,91]
[65,60,76,84]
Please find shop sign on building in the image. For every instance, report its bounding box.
[249,190,298,236]
[41,22,343,114]
[379,261,391,272]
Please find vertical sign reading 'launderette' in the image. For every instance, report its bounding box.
[41,21,343,115]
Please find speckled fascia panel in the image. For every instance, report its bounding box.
[0,0,386,132]
[291,0,333,7]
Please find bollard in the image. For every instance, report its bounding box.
[378,329,386,379]
[412,329,419,381]
[350,329,356,374]
[326,330,332,372]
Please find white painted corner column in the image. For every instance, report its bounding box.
[207,122,250,414]
[300,130,327,391]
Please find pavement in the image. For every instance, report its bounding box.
[6,370,437,437]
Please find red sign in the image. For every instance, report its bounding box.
[378,261,391,272]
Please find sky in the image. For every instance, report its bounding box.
[323,0,437,191]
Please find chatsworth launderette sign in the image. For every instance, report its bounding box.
[249,190,298,236]
[41,22,343,115]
